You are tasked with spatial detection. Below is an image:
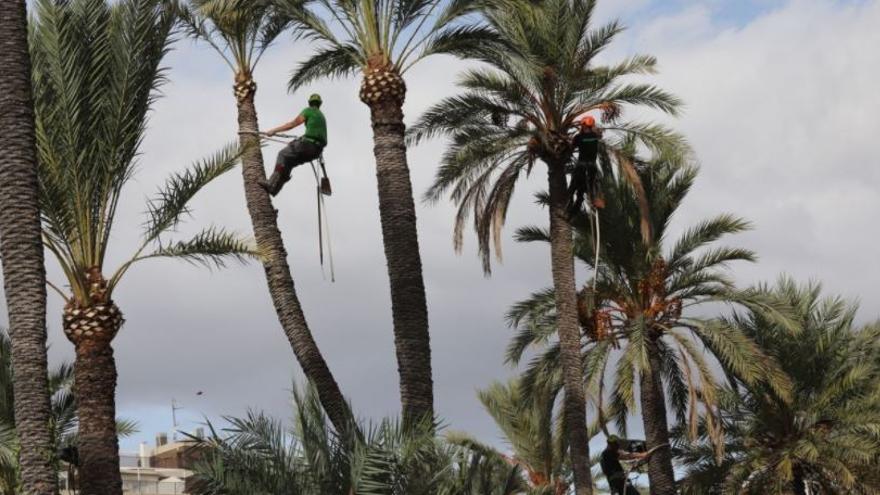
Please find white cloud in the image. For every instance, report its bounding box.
[631,0,880,317]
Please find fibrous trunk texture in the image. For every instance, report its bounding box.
[235,88,350,432]
[0,1,58,493]
[71,330,123,495]
[363,70,434,427]
[639,336,677,495]
[64,295,125,494]
[547,164,593,495]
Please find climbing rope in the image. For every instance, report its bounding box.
[238,130,294,144]
[310,158,336,282]
[592,207,601,293]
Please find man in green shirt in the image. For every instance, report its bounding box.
[261,93,328,196]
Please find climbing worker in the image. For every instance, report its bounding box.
[600,435,649,495]
[260,93,328,196]
[568,115,605,215]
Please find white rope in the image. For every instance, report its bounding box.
[310,161,336,282]
[321,190,336,282]
[237,130,296,145]
[592,207,601,293]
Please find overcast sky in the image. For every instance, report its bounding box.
[2,0,879,454]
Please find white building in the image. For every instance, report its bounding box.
[61,431,204,495]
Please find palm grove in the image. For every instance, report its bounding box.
[0,0,876,495]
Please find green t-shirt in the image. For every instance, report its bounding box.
[301,106,327,146]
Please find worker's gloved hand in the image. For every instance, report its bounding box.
[265,130,277,137]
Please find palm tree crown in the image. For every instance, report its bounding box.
[31,0,254,309]
[409,0,685,271]
[509,160,792,447]
[677,280,880,495]
[450,379,569,494]
[280,0,495,91]
[177,0,291,100]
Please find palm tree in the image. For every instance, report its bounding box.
[449,379,569,494]
[408,1,685,492]
[0,1,57,493]
[276,0,500,426]
[675,280,880,495]
[176,0,352,432]
[189,385,521,495]
[29,0,257,491]
[507,161,793,494]
[0,332,62,495]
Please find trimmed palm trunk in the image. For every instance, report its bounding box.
[233,77,350,432]
[360,66,434,426]
[62,274,124,494]
[72,342,119,492]
[640,336,677,495]
[547,164,592,495]
[0,1,58,493]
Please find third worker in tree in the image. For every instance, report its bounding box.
[600,435,649,495]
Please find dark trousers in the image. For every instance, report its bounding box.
[265,137,323,196]
[568,159,600,214]
[608,475,640,495]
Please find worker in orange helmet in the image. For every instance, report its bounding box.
[568,115,605,215]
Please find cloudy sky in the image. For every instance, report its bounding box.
[2,0,879,454]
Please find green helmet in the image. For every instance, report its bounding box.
[607,435,621,444]
[308,93,323,105]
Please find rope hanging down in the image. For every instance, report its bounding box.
[238,130,336,282]
[311,157,336,282]
[592,208,601,293]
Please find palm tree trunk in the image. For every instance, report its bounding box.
[235,91,350,432]
[547,164,592,495]
[73,339,122,494]
[366,97,434,427]
[639,336,677,495]
[0,2,58,493]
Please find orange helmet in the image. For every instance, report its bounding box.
[580,116,596,127]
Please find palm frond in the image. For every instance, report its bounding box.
[142,142,243,243]
[179,0,286,72]
[288,43,362,91]
[134,227,259,269]
[668,214,753,269]
[31,0,177,303]
[675,281,880,493]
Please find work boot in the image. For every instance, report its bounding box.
[261,165,288,197]
[259,178,282,197]
[258,179,271,194]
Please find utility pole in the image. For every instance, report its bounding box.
[171,398,183,441]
